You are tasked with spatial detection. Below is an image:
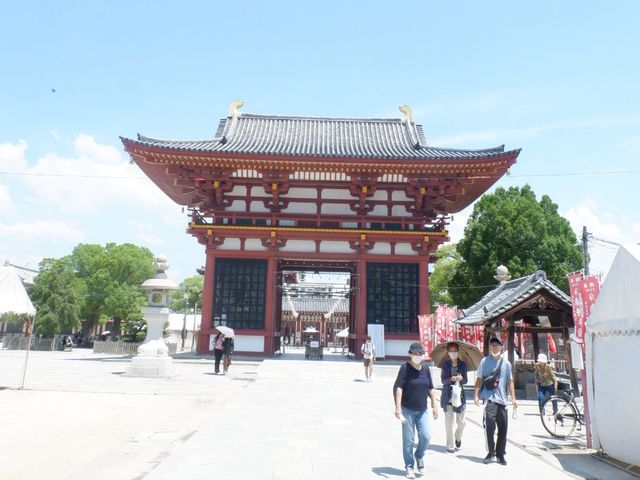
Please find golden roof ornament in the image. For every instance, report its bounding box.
[399,105,414,123]
[229,100,244,117]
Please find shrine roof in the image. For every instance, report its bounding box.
[457,271,572,326]
[282,297,350,314]
[124,113,517,161]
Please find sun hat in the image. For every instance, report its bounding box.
[537,353,548,363]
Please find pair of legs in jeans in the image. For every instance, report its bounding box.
[401,406,431,470]
[537,384,557,412]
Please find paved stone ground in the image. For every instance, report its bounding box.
[0,348,636,480]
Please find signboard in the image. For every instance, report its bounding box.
[367,324,385,358]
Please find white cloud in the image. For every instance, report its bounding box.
[125,220,166,246]
[0,219,85,242]
[23,134,179,215]
[446,205,473,243]
[0,140,28,172]
[0,185,13,214]
[563,200,639,278]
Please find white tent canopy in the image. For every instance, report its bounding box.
[587,244,640,336]
[586,244,640,467]
[0,265,36,316]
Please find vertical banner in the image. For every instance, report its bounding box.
[567,272,586,344]
[580,275,601,323]
[418,314,433,359]
[433,305,446,346]
[446,306,458,340]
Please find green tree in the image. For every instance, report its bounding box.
[30,258,83,336]
[170,275,204,313]
[69,243,155,338]
[429,243,461,311]
[450,185,582,307]
[103,284,147,342]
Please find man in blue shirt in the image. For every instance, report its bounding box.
[394,342,439,479]
[473,337,517,466]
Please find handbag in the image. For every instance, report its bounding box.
[451,381,462,408]
[481,359,503,391]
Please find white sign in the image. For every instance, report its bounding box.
[367,324,385,358]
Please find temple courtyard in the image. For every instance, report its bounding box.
[0,348,633,480]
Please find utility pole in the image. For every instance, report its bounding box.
[582,226,590,276]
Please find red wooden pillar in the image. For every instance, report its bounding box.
[263,254,276,355]
[197,249,216,354]
[355,255,367,357]
[418,257,430,315]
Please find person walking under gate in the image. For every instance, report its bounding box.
[440,342,467,453]
[361,335,376,382]
[213,332,225,374]
[474,337,517,466]
[393,342,439,479]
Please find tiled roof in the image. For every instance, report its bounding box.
[126,113,517,160]
[282,297,349,314]
[457,270,572,326]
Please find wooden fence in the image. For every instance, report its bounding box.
[0,334,57,351]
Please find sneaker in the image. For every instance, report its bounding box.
[405,467,416,479]
[455,439,462,448]
[497,456,507,466]
[415,458,424,475]
[447,447,455,453]
[483,454,495,464]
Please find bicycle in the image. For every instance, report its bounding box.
[540,389,585,438]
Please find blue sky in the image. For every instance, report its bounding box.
[1,1,639,283]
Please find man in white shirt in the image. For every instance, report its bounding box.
[361,336,376,382]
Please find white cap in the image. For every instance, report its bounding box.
[537,353,548,363]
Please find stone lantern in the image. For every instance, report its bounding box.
[126,254,178,377]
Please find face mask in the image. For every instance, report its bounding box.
[449,351,458,360]
[490,349,502,358]
[410,355,423,365]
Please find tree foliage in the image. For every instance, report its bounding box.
[169,275,204,313]
[69,243,155,339]
[30,258,83,336]
[429,243,461,311]
[449,185,582,307]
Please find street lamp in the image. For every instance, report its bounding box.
[181,291,188,351]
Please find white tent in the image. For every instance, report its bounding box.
[0,265,37,389]
[0,265,36,316]
[586,244,640,466]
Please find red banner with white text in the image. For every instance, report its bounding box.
[568,272,586,344]
[418,314,433,359]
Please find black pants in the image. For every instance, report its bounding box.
[484,401,508,457]
[214,349,224,373]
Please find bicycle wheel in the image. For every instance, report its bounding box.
[541,395,578,438]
